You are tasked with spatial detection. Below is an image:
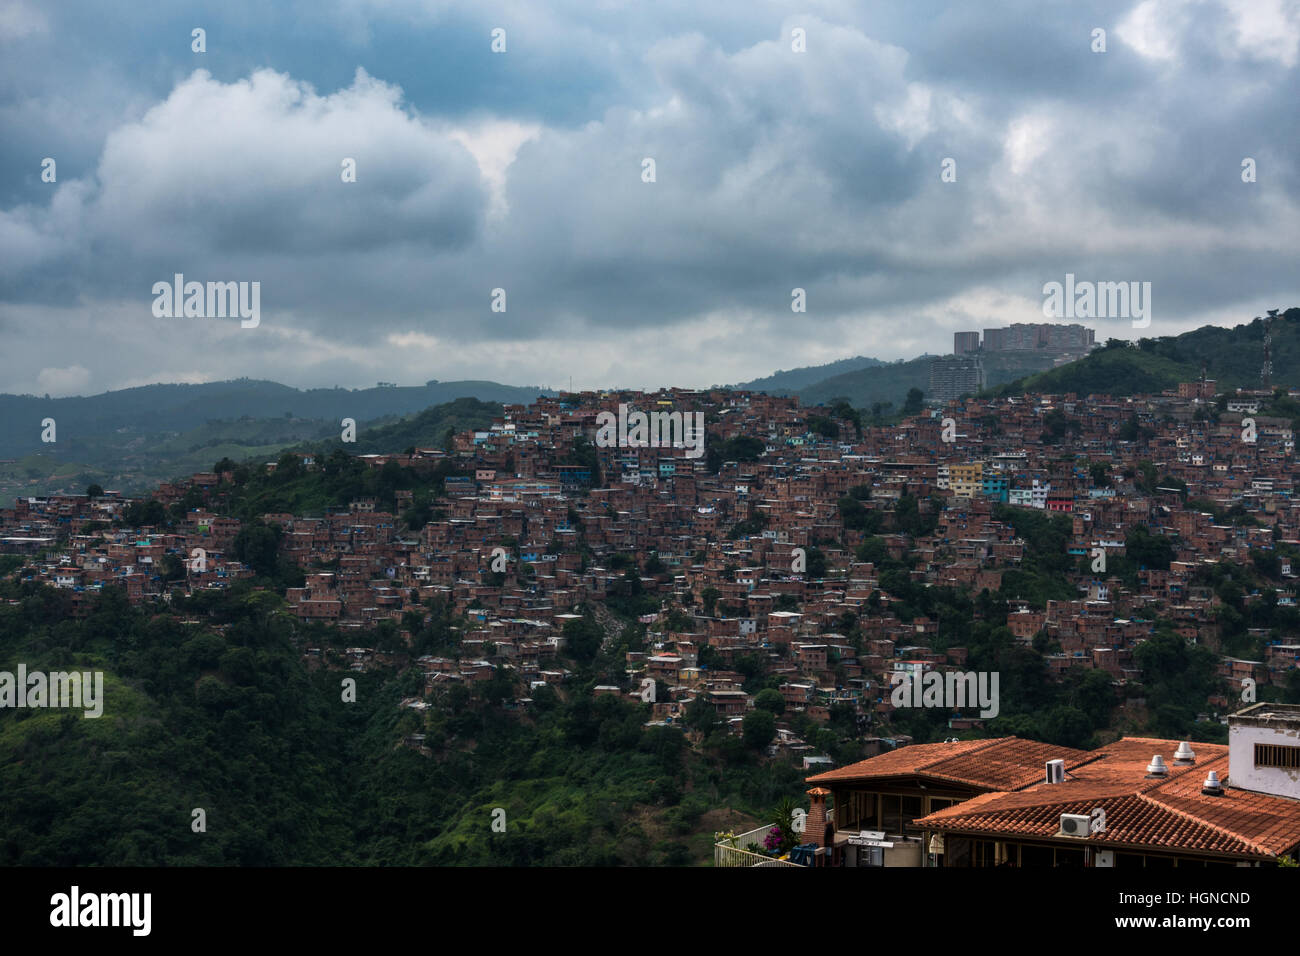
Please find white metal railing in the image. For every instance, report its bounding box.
[713,808,838,866]
[714,845,803,867]
[723,824,779,850]
[714,822,809,867]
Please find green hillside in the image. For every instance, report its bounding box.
[0,399,502,507]
[992,308,1300,398]
[731,355,884,393]
[211,400,502,520]
[0,378,550,463]
[307,397,500,456]
[0,578,803,866]
[796,349,1067,409]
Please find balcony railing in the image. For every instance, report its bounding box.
[723,824,778,849]
[713,808,840,866]
[714,844,803,867]
[714,823,807,867]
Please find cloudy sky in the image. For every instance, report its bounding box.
[1,0,1298,397]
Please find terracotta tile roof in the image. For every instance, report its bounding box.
[805,737,995,785]
[914,739,1300,859]
[806,737,1092,792]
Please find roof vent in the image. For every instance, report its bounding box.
[1145,755,1169,778]
[1046,758,1066,784]
[1201,771,1224,796]
[1173,741,1196,765]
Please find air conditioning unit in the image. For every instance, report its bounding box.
[1094,850,1115,867]
[1046,759,1066,784]
[1059,813,1092,837]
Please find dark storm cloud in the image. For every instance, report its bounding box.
[0,0,1296,394]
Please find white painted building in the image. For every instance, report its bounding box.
[1008,479,1050,509]
[1228,704,1300,800]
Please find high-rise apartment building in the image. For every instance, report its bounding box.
[977,323,1095,352]
[928,355,985,403]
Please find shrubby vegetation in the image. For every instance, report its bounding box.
[0,578,810,865]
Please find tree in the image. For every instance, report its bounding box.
[742,709,776,750]
[856,536,889,565]
[720,435,765,462]
[1119,414,1150,442]
[232,522,283,578]
[755,688,786,715]
[894,493,937,538]
[1041,705,1093,749]
[902,388,924,415]
[772,795,802,852]
[121,498,167,528]
[86,483,104,499]
[829,399,863,438]
[1251,549,1281,579]
[1126,525,1175,570]
[1135,630,1219,736]
[839,496,880,533]
[1284,668,1300,705]
[563,435,601,486]
[807,415,839,439]
[158,552,187,583]
[562,615,603,663]
[273,452,304,482]
[684,695,720,735]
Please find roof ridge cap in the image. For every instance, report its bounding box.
[909,738,1008,775]
[919,735,1012,770]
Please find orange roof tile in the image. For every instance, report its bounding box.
[806,737,1092,792]
[914,741,1300,859]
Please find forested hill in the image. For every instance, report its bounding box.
[0,378,549,462]
[989,308,1300,399]
[0,392,511,506]
[0,580,798,866]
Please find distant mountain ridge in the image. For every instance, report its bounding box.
[0,378,550,460]
[730,356,885,393]
[0,378,547,505]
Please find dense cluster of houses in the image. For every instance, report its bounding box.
[2,377,1299,744]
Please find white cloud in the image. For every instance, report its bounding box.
[0,0,47,41]
[0,4,1297,393]
[448,119,542,220]
[36,364,90,395]
[0,67,489,293]
[1118,0,1194,61]
[1118,0,1300,66]
[1221,0,1300,67]
[1002,113,1053,177]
